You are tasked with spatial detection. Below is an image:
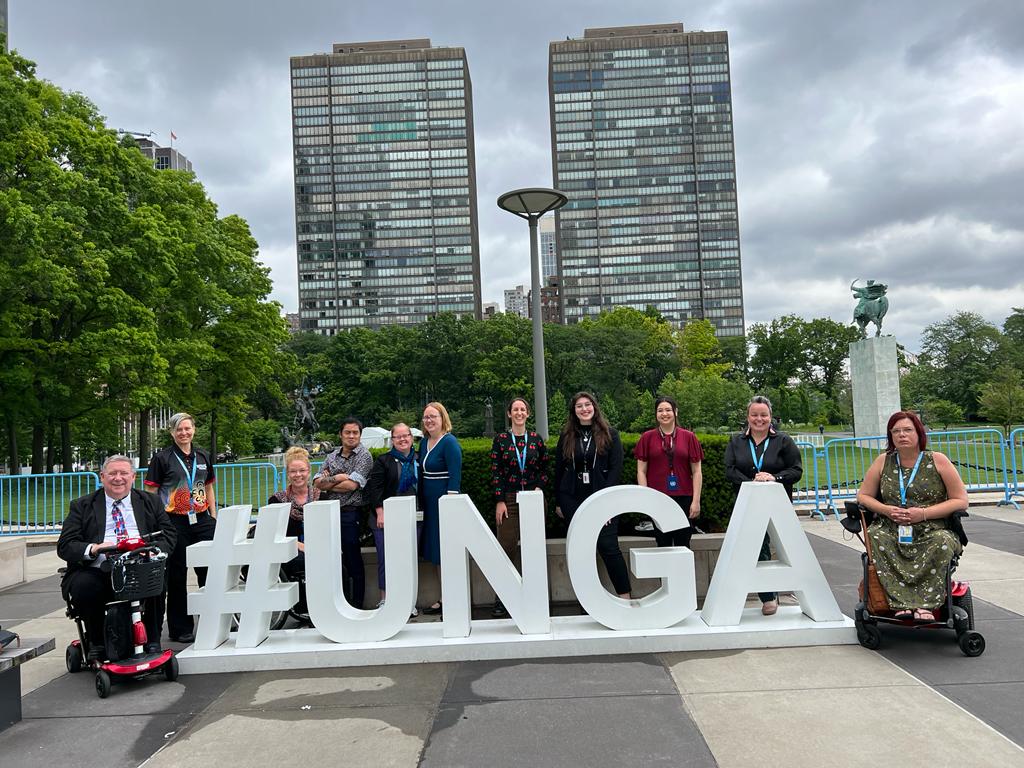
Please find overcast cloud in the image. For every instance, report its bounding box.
[9,0,1023,351]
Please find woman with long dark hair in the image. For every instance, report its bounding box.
[554,391,631,598]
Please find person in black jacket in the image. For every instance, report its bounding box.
[724,395,803,615]
[554,391,631,598]
[57,455,177,658]
[364,423,420,615]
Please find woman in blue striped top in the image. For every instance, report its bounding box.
[419,401,462,615]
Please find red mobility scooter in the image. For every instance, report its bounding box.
[63,533,179,697]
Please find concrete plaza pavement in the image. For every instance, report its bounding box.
[1,505,1023,767]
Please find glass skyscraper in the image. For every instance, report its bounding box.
[549,24,745,335]
[290,39,482,333]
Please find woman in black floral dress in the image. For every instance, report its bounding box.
[489,396,548,617]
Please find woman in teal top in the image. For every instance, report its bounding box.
[419,401,462,615]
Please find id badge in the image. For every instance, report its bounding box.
[188,510,198,525]
[897,525,913,544]
[667,473,679,491]
[582,472,590,485]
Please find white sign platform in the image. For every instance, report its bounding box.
[177,610,855,674]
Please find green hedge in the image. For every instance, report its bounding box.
[375,433,736,535]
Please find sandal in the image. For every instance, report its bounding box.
[423,602,443,616]
[913,608,936,622]
[894,610,913,620]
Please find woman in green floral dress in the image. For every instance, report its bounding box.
[856,411,968,621]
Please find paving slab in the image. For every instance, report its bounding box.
[0,584,67,624]
[22,668,239,718]
[683,685,1024,768]
[443,654,677,702]
[203,664,452,712]
[970,579,1024,616]
[962,517,1024,556]
[662,645,916,694]
[0,713,193,768]
[422,694,715,768]
[937,682,1024,747]
[146,707,432,767]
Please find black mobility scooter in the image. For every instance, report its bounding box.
[842,500,985,657]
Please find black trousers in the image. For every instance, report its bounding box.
[564,507,632,596]
[64,567,164,652]
[758,533,777,604]
[166,511,216,638]
[654,495,695,549]
[340,506,365,609]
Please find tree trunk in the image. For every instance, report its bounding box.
[45,419,56,473]
[209,410,218,461]
[5,414,17,475]
[61,419,72,471]
[31,423,44,474]
[138,407,151,466]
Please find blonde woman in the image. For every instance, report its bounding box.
[419,402,462,615]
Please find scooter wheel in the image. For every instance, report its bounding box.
[66,643,82,674]
[95,669,112,699]
[857,623,882,650]
[164,655,179,682]
[958,631,985,658]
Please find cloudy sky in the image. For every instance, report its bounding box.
[9,0,1024,351]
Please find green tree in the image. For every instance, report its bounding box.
[801,318,861,398]
[978,366,1024,434]
[922,399,964,430]
[747,315,806,391]
[920,311,1002,418]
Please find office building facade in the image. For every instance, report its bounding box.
[549,24,744,335]
[290,39,482,333]
[135,138,193,173]
[504,284,529,318]
[539,216,558,281]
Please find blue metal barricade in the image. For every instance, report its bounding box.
[0,472,100,535]
[793,441,831,520]
[210,462,280,510]
[1007,427,1024,503]
[822,428,1019,515]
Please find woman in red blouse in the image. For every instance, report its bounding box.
[634,396,704,548]
[489,396,548,617]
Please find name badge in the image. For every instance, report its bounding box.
[666,473,679,491]
[188,511,198,525]
[897,525,913,544]
[582,472,590,485]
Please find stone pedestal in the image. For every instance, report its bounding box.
[849,336,902,438]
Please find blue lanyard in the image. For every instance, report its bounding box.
[173,452,198,495]
[897,452,924,507]
[511,433,528,483]
[749,438,769,472]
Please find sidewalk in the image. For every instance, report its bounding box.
[0,507,1022,767]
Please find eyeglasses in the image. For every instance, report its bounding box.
[393,433,413,440]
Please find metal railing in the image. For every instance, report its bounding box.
[0,472,100,535]
[2,431,1020,536]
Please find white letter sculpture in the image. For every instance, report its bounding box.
[439,491,550,638]
[303,497,419,642]
[566,486,697,630]
[701,482,842,625]
[187,503,298,650]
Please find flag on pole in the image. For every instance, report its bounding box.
[170,130,178,141]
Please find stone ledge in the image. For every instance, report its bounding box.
[0,538,27,591]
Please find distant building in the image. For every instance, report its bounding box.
[135,137,193,173]
[504,284,529,318]
[539,216,557,282]
[529,276,562,324]
[549,24,745,336]
[482,301,500,319]
[1,0,9,53]
[285,312,301,333]
[290,38,482,333]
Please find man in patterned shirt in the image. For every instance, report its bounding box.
[314,417,372,609]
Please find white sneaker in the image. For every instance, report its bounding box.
[376,598,385,609]
[410,606,419,618]
[635,521,655,532]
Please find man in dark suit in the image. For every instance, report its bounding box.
[57,455,176,660]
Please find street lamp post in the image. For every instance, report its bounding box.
[497,187,568,440]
